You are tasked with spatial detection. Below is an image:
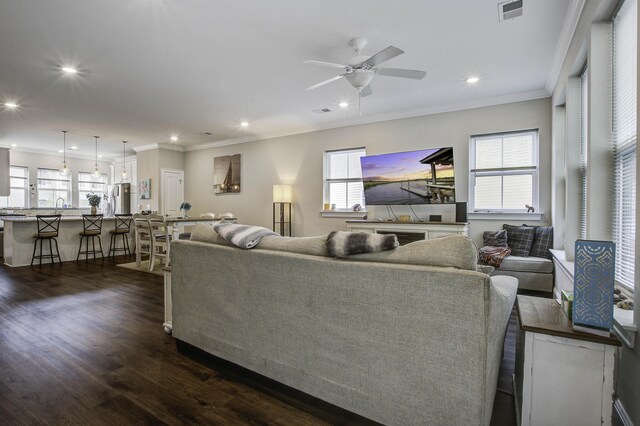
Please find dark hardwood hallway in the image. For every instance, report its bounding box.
[0,257,517,425]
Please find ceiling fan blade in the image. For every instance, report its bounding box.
[376,68,426,79]
[305,74,346,91]
[361,46,404,67]
[360,85,373,97]
[303,60,347,69]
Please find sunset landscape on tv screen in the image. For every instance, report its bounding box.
[360,147,455,205]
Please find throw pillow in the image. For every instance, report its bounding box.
[502,224,535,257]
[189,223,227,245]
[483,229,508,247]
[326,231,398,258]
[523,224,554,258]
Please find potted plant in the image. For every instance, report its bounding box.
[86,193,101,215]
[180,201,192,219]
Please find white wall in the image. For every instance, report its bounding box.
[8,150,112,209]
[184,97,552,245]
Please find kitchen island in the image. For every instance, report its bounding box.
[3,216,134,266]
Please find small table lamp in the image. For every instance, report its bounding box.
[273,185,292,236]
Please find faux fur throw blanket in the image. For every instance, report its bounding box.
[326,231,399,258]
[213,223,279,249]
[478,246,512,268]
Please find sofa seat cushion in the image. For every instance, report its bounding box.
[498,255,553,273]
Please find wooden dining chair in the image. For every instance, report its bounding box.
[133,213,152,267]
[147,214,171,271]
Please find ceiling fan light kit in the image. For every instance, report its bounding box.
[304,37,426,114]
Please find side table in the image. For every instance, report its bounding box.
[514,295,621,426]
[162,266,172,333]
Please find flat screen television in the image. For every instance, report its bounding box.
[360,147,455,205]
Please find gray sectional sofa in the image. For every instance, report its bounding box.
[491,255,554,292]
[170,235,518,425]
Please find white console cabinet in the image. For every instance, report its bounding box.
[346,220,468,243]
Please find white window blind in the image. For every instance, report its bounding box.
[78,172,107,208]
[580,67,588,240]
[612,0,637,290]
[324,148,366,210]
[37,168,71,208]
[469,130,539,212]
[0,166,29,208]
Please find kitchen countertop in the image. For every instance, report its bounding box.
[2,216,121,222]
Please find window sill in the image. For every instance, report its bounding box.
[467,211,544,221]
[320,210,368,218]
[613,307,636,348]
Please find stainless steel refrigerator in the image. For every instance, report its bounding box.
[112,183,131,215]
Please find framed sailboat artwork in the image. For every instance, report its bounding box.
[214,154,241,194]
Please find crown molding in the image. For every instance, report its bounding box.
[545,0,586,94]
[185,89,550,152]
[3,146,116,162]
[133,142,185,153]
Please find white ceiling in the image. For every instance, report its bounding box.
[0,0,573,159]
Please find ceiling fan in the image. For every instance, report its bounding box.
[304,37,426,111]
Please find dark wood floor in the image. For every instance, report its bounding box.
[0,256,517,425]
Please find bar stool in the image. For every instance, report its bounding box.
[77,214,104,261]
[108,214,132,257]
[31,215,62,266]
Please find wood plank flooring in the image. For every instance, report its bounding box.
[0,256,517,425]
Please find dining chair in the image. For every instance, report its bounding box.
[133,213,152,267]
[147,214,171,271]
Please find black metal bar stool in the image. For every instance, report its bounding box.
[77,214,104,261]
[108,214,132,257]
[31,215,62,266]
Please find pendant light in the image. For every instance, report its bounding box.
[121,141,128,181]
[60,130,70,176]
[92,136,101,178]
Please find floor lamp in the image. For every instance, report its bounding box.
[273,185,292,236]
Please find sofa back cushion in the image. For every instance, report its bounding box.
[346,235,478,271]
[257,235,327,256]
[502,224,535,257]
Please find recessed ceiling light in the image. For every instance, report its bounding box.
[240,121,249,128]
[98,154,103,158]
[466,76,480,84]
[70,146,78,150]
[10,143,17,147]
[62,66,78,74]
[339,102,349,109]
[170,136,178,142]
[58,149,64,153]
[4,102,18,108]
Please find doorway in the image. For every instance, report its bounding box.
[161,169,184,217]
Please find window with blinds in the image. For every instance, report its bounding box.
[580,67,588,240]
[612,0,637,291]
[78,172,107,208]
[0,166,29,208]
[324,148,366,210]
[37,168,71,208]
[469,130,539,212]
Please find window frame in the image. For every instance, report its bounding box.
[0,166,29,208]
[468,129,540,213]
[323,147,366,212]
[77,171,108,208]
[37,168,72,208]
[611,0,637,292]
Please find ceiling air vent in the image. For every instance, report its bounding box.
[313,108,333,114]
[498,0,523,22]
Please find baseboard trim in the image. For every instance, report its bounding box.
[614,398,634,426]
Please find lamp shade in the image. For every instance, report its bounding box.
[273,185,292,203]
